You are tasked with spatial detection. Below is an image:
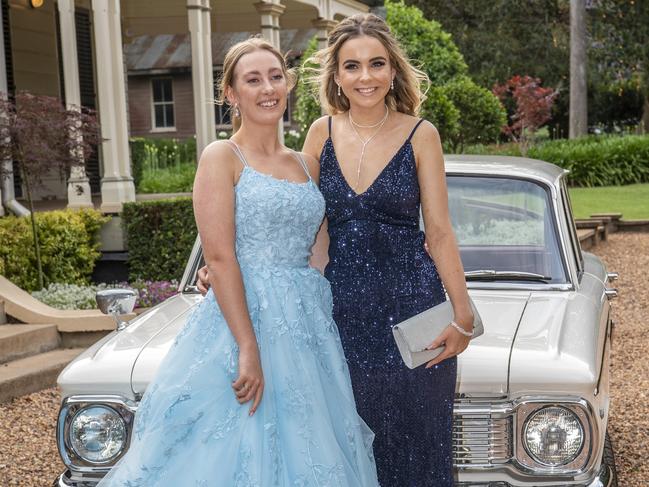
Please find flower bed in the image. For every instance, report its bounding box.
[31,280,179,310]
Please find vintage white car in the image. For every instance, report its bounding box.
[54,155,618,487]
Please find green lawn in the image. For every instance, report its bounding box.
[568,183,649,220]
[138,163,196,194]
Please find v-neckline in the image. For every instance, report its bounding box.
[326,137,411,197]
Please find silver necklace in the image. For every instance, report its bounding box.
[349,105,389,128]
[348,106,390,191]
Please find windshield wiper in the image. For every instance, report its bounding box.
[465,270,552,282]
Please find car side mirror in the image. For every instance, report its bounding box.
[96,289,137,331]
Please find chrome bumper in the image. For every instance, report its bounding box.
[56,465,613,487]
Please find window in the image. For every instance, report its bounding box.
[151,78,175,129]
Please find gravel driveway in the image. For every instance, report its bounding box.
[0,232,647,486]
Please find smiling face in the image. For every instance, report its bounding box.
[226,49,288,127]
[334,35,395,111]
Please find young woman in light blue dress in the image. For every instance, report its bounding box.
[96,37,379,487]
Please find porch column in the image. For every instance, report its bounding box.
[311,18,337,51]
[188,0,216,159]
[58,0,93,209]
[254,1,286,142]
[92,0,135,213]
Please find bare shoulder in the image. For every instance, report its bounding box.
[410,119,440,143]
[196,140,239,181]
[305,115,330,143]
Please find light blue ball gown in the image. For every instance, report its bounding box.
[96,141,379,487]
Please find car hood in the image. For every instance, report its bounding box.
[60,289,590,401]
[57,293,202,399]
[129,290,532,397]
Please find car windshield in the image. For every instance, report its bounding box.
[446,175,568,284]
[188,175,570,290]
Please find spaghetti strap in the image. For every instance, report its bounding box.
[224,140,249,168]
[406,119,426,142]
[328,116,332,137]
[292,151,312,181]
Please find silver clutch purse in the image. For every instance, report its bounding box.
[391,297,484,369]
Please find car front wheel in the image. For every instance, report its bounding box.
[604,430,618,487]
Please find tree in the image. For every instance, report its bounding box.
[385,0,506,148]
[569,0,588,138]
[292,1,506,148]
[0,91,100,289]
[588,0,649,132]
[404,0,570,89]
[493,75,558,154]
[292,36,321,149]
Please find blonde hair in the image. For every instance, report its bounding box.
[306,14,429,116]
[216,36,297,132]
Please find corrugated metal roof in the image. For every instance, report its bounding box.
[125,29,317,73]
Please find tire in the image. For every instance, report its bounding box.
[603,430,618,487]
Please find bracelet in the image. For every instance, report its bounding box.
[450,320,474,337]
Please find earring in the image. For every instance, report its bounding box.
[337,84,341,97]
[233,103,240,118]
[391,78,395,90]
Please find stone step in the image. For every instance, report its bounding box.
[0,324,61,365]
[0,348,84,404]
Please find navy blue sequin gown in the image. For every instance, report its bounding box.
[319,117,457,487]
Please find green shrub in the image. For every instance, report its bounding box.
[464,135,649,187]
[130,137,197,190]
[0,209,108,291]
[138,163,197,194]
[442,77,507,151]
[528,135,649,187]
[420,86,460,145]
[122,198,197,282]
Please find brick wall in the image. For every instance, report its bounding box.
[127,73,196,140]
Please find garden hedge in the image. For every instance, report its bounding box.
[0,209,108,291]
[466,134,649,187]
[122,198,198,282]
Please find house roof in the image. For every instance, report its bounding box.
[124,29,317,74]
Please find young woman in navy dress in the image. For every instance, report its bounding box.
[300,14,474,486]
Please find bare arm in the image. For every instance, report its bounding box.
[302,115,329,162]
[414,122,473,366]
[302,118,331,273]
[193,141,263,413]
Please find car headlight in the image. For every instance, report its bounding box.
[523,406,584,466]
[69,405,127,463]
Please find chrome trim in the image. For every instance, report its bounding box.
[605,272,618,283]
[453,396,601,482]
[518,403,589,470]
[455,464,613,486]
[453,402,513,467]
[57,395,137,474]
[604,289,618,300]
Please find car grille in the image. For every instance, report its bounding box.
[453,403,513,467]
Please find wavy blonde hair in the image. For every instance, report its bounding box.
[216,36,297,132]
[306,14,429,116]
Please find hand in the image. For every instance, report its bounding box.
[197,265,211,296]
[232,344,264,415]
[424,314,473,368]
